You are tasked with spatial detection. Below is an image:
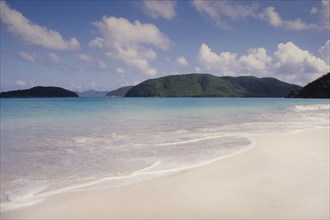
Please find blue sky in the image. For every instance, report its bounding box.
[1,0,329,92]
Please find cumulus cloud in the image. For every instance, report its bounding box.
[198,42,329,85]
[272,42,329,83]
[176,56,189,67]
[192,0,258,29]
[0,1,80,50]
[90,16,171,77]
[239,48,272,72]
[198,43,239,75]
[18,51,38,62]
[143,0,176,20]
[88,37,104,49]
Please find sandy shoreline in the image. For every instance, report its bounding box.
[2,128,329,219]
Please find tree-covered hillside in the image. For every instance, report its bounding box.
[290,73,330,98]
[125,74,301,97]
[0,86,79,98]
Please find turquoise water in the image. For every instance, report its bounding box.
[1,98,329,211]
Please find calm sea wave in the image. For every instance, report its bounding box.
[1,98,329,211]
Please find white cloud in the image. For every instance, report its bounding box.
[197,42,329,85]
[259,7,281,27]
[198,43,239,75]
[49,53,62,65]
[239,48,272,72]
[193,0,326,31]
[88,37,104,48]
[18,51,38,62]
[0,1,80,51]
[310,7,318,15]
[75,53,93,62]
[176,56,189,67]
[115,68,125,75]
[143,0,176,20]
[15,80,27,86]
[320,0,330,30]
[90,16,171,76]
[319,40,330,65]
[18,51,64,65]
[15,80,35,88]
[272,42,329,83]
[192,0,258,29]
[195,67,201,73]
[259,6,319,31]
[97,60,107,70]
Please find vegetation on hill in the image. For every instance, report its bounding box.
[289,73,330,98]
[125,73,301,97]
[106,86,133,97]
[0,86,78,98]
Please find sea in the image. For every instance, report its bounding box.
[0,98,329,211]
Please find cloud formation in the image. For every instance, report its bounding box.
[198,41,329,85]
[90,16,171,76]
[0,1,80,50]
[75,53,93,63]
[17,51,63,66]
[49,53,62,65]
[193,0,328,31]
[259,6,319,31]
[115,68,125,75]
[97,60,108,70]
[319,40,330,64]
[320,0,330,30]
[18,51,38,62]
[176,56,189,67]
[143,0,176,20]
[192,0,258,30]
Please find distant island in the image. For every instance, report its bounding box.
[125,73,301,97]
[1,73,329,98]
[288,72,330,98]
[0,86,78,98]
[76,90,108,98]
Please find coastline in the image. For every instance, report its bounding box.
[2,128,329,219]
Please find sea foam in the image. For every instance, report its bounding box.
[1,98,329,212]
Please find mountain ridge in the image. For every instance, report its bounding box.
[106,86,133,97]
[0,86,78,98]
[125,73,301,97]
[289,72,330,98]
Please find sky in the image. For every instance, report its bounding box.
[0,0,329,92]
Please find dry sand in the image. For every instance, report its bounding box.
[2,128,329,219]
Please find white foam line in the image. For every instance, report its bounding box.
[154,135,239,147]
[1,137,255,212]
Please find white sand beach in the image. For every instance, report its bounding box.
[2,128,329,219]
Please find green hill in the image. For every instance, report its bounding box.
[106,86,133,97]
[290,73,330,98]
[0,86,78,98]
[125,73,301,97]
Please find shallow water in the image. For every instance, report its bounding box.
[1,98,329,211]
